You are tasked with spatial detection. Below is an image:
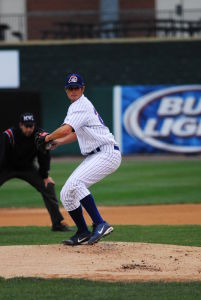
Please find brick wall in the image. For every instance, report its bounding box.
[27,0,154,13]
[118,0,155,37]
[27,0,99,11]
[27,0,100,39]
[119,0,155,10]
[27,0,156,40]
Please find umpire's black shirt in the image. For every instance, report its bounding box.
[0,127,50,179]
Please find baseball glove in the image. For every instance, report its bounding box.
[35,131,53,152]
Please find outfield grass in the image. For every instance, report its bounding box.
[0,159,201,207]
[0,278,201,300]
[0,225,200,247]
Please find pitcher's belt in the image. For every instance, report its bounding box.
[87,145,120,155]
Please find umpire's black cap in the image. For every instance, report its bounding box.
[20,112,35,125]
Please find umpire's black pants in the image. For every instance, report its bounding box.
[0,166,64,226]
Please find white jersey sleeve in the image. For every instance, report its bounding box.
[64,101,88,131]
[63,95,116,155]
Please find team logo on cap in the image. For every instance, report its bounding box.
[68,75,78,83]
[24,115,34,122]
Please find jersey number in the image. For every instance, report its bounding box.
[94,108,104,125]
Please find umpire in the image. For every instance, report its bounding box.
[0,112,71,232]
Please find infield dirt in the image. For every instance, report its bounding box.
[0,204,201,226]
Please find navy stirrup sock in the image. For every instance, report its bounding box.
[80,194,104,225]
[68,205,89,233]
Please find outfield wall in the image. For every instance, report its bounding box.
[0,38,200,155]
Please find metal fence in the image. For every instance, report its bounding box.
[0,9,201,42]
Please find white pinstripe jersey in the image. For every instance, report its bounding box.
[63,94,116,155]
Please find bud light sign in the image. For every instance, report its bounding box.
[113,85,201,154]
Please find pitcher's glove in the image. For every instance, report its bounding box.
[35,131,53,152]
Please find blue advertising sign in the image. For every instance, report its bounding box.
[113,85,201,154]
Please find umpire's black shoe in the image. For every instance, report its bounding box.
[52,221,73,232]
[62,230,91,246]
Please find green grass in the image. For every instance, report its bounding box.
[0,159,201,207]
[0,278,201,300]
[0,225,200,247]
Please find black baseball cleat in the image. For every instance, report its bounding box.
[52,221,73,232]
[62,230,91,246]
[88,221,113,245]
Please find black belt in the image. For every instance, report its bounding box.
[87,145,120,155]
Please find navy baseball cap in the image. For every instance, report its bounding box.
[20,112,35,125]
[64,73,84,89]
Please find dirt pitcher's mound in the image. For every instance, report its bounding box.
[1,242,201,282]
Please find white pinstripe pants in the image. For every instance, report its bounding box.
[60,145,121,211]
